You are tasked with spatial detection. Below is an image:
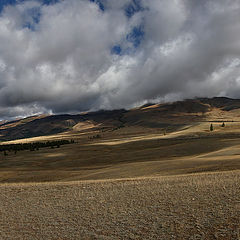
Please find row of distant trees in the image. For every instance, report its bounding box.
[1,139,75,155]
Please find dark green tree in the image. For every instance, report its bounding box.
[210,123,214,131]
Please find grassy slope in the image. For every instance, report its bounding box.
[1,106,240,183]
[1,126,240,182]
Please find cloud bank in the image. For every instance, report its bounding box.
[0,0,240,118]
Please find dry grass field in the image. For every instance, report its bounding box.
[0,171,239,239]
[1,121,240,183]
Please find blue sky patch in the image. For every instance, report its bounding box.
[125,0,143,18]
[0,0,60,13]
[22,6,41,30]
[127,25,144,48]
[90,0,104,11]
[111,45,122,55]
[111,25,144,56]
[0,0,17,12]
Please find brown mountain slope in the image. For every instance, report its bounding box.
[0,97,240,141]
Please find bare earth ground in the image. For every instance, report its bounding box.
[0,170,239,240]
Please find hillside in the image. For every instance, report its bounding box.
[1,97,240,141]
[0,97,240,183]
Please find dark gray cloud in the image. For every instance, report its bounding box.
[0,0,240,119]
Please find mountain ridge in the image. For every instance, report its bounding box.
[1,97,240,141]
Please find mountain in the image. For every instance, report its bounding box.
[1,97,240,141]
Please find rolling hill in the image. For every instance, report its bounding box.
[1,96,240,142]
[1,96,240,183]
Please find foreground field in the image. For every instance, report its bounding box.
[0,170,239,239]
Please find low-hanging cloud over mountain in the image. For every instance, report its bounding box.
[0,0,240,119]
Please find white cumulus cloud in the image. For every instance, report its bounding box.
[0,0,239,118]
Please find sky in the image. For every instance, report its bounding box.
[0,0,240,119]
